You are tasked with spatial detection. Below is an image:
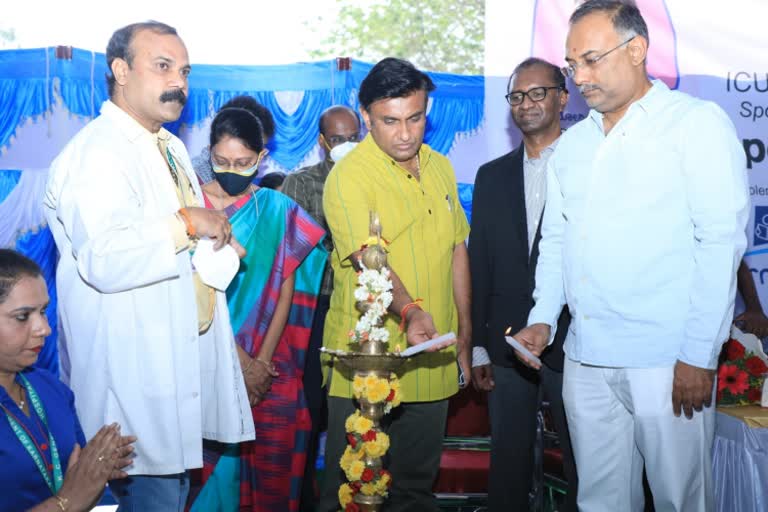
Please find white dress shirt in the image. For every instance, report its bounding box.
[44,101,254,475]
[528,81,749,369]
[523,143,556,254]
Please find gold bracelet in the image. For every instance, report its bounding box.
[242,358,256,374]
[54,495,69,511]
[255,358,275,372]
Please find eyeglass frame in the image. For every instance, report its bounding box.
[505,86,565,106]
[321,132,360,147]
[560,35,636,79]
[210,147,269,176]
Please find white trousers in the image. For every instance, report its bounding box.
[562,358,715,512]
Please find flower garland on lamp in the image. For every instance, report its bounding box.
[333,212,405,512]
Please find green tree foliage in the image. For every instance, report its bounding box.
[308,0,484,75]
[0,28,16,48]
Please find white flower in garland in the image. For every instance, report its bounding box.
[369,327,390,343]
[355,315,373,333]
[349,262,394,345]
[378,291,393,310]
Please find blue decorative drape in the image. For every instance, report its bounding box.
[0,170,59,376]
[457,183,475,225]
[0,49,51,151]
[0,48,484,169]
[56,48,108,119]
[247,89,337,170]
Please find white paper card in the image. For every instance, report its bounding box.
[730,325,768,364]
[400,332,457,357]
[762,378,768,408]
[191,238,240,291]
[505,335,542,367]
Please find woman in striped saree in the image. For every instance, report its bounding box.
[189,98,326,512]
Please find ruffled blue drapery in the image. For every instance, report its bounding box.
[0,170,59,375]
[1,48,484,169]
[0,49,52,151]
[0,49,484,375]
[56,48,108,118]
[247,89,338,169]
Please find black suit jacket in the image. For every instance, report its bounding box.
[469,146,570,372]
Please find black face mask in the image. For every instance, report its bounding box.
[213,171,257,196]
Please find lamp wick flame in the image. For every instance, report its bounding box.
[504,327,511,336]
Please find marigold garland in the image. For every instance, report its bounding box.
[352,372,402,413]
[339,410,394,497]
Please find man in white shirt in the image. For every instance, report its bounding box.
[512,1,748,511]
[44,21,254,510]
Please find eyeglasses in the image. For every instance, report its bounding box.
[561,36,636,79]
[505,86,564,106]
[323,133,360,146]
[211,148,269,176]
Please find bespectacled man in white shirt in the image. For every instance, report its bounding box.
[511,1,748,510]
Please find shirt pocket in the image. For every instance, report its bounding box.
[376,209,414,249]
[422,190,460,267]
[624,137,683,204]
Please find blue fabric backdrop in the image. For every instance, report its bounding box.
[0,170,59,375]
[0,48,484,170]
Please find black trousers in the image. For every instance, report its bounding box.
[319,396,449,512]
[487,362,578,512]
[299,294,330,512]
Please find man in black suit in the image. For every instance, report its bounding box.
[469,57,577,512]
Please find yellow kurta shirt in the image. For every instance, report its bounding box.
[322,134,470,402]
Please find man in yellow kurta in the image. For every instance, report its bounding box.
[319,57,472,512]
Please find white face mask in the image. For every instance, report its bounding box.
[329,141,358,162]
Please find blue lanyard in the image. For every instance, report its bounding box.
[2,374,64,495]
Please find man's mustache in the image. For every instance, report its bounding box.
[579,84,600,94]
[160,89,187,105]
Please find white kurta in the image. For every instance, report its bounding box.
[44,101,254,476]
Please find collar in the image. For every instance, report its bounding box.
[588,79,669,130]
[359,132,434,173]
[100,100,170,144]
[318,157,335,177]
[629,79,668,115]
[0,369,33,405]
[523,137,560,163]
